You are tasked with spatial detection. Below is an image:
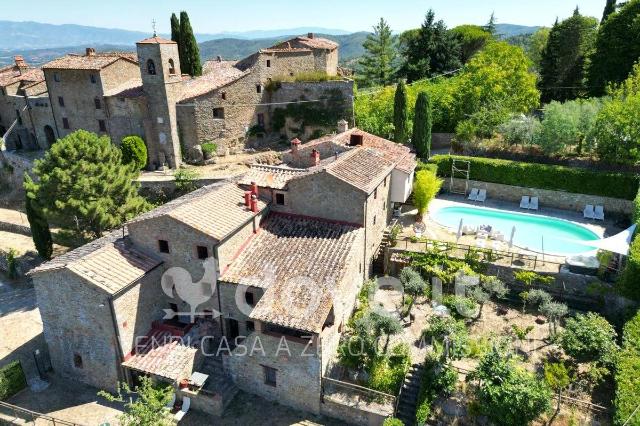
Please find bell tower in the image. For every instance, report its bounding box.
[136,36,183,169]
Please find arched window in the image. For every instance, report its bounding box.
[147,59,156,75]
[168,59,176,75]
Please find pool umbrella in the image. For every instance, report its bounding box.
[509,226,516,249]
[456,219,463,242]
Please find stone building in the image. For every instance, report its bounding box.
[29,125,416,420]
[0,56,55,150]
[5,33,352,170]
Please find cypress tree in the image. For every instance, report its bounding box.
[179,11,202,77]
[412,92,432,159]
[393,80,408,143]
[23,175,53,260]
[602,0,616,22]
[170,13,182,65]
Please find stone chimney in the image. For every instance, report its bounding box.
[308,32,315,39]
[311,149,320,166]
[86,48,96,57]
[338,119,349,134]
[290,138,301,164]
[250,195,258,213]
[14,56,28,73]
[216,55,222,62]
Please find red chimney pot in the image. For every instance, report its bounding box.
[250,181,259,198]
[244,191,252,207]
[311,149,320,166]
[250,195,258,213]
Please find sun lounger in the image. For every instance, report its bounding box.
[583,204,595,219]
[476,189,487,203]
[529,197,539,210]
[462,225,476,235]
[594,205,605,221]
[520,196,530,209]
[174,397,190,422]
[468,188,479,201]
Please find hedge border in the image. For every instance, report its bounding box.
[429,155,639,200]
[0,361,27,400]
[614,310,640,425]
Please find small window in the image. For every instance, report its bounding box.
[383,201,386,210]
[98,120,106,132]
[94,98,102,109]
[158,239,169,253]
[384,177,387,187]
[275,193,285,205]
[374,188,378,199]
[168,59,176,75]
[263,365,277,387]
[266,59,271,68]
[90,74,97,84]
[147,59,156,75]
[245,291,255,306]
[246,321,255,332]
[73,353,83,369]
[62,117,70,129]
[213,108,225,119]
[53,72,60,82]
[256,84,262,94]
[196,245,208,259]
[257,113,265,128]
[58,96,65,107]
[221,92,226,100]
[373,215,377,225]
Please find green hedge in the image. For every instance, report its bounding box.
[429,155,640,200]
[617,237,640,302]
[0,361,27,400]
[614,310,640,425]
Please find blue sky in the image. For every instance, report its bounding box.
[4,0,606,33]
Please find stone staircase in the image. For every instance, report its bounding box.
[395,363,425,426]
[200,355,238,404]
[372,232,392,275]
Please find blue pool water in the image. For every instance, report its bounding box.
[432,206,600,255]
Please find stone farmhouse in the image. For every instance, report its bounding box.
[28,125,416,421]
[0,34,353,170]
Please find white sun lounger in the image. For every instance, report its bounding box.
[476,189,487,203]
[529,197,539,210]
[174,397,190,422]
[520,196,530,209]
[594,205,605,221]
[583,204,595,219]
[468,188,479,201]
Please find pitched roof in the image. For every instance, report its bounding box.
[323,148,395,193]
[104,79,144,98]
[29,232,162,294]
[137,36,177,45]
[238,164,307,190]
[266,35,338,52]
[0,65,45,88]
[221,213,362,333]
[179,61,248,102]
[42,52,138,71]
[129,181,267,241]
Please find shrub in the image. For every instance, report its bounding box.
[415,357,459,424]
[614,310,640,425]
[413,170,443,217]
[120,136,147,170]
[561,312,619,367]
[201,142,217,156]
[0,361,27,400]
[174,168,199,195]
[617,230,640,301]
[6,248,18,279]
[383,418,404,426]
[367,344,410,394]
[429,154,639,200]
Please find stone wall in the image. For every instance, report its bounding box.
[0,151,32,206]
[32,268,121,392]
[363,174,393,275]
[320,396,388,426]
[217,282,264,338]
[104,95,147,146]
[450,178,634,215]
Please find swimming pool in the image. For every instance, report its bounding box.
[431,205,600,255]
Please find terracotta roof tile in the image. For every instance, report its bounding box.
[104,79,144,98]
[221,213,363,333]
[179,61,248,102]
[267,36,338,52]
[42,52,137,70]
[137,36,177,45]
[0,65,44,87]
[324,148,395,193]
[238,164,307,190]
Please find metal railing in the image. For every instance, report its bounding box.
[321,376,396,408]
[0,401,85,426]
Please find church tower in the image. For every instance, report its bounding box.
[136,36,183,169]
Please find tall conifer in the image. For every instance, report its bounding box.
[393,80,409,143]
[179,11,202,77]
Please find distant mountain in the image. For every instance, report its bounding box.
[199,32,369,63]
[494,23,541,38]
[0,20,351,51]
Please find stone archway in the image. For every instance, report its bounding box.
[44,125,55,147]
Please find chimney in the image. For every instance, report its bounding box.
[311,149,320,166]
[337,119,349,134]
[244,191,252,207]
[216,55,222,62]
[250,195,258,213]
[308,32,315,39]
[250,181,259,198]
[13,56,28,73]
[85,48,96,57]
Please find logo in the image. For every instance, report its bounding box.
[161,257,219,322]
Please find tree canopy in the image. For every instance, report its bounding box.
[412,92,432,158]
[177,11,202,77]
[560,312,619,366]
[24,174,53,260]
[120,136,148,170]
[359,18,397,87]
[393,80,408,143]
[25,130,149,239]
[398,9,461,82]
[539,8,598,102]
[450,25,492,64]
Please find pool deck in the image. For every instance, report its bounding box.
[395,194,623,269]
